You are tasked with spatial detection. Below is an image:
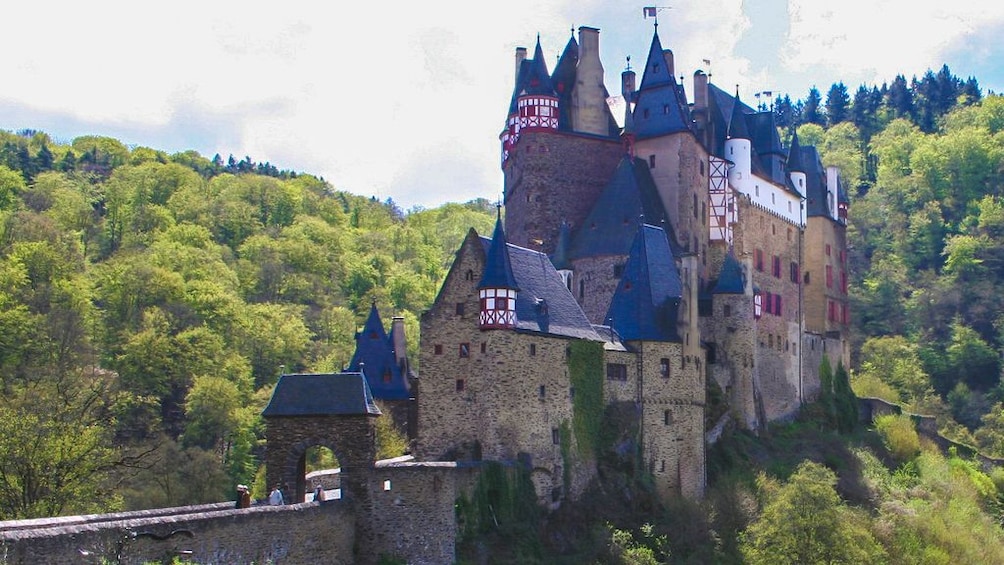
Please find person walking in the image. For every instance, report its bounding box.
[269,484,284,506]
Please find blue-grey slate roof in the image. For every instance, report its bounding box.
[570,156,678,259]
[713,251,746,294]
[478,237,602,341]
[262,372,381,417]
[604,224,682,342]
[633,31,693,139]
[347,303,411,401]
[479,213,519,290]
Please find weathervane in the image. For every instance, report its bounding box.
[642,6,672,26]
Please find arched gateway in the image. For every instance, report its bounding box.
[262,372,380,504]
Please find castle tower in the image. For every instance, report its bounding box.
[478,209,519,329]
[725,90,752,191]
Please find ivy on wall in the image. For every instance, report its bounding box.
[455,461,538,539]
[568,340,605,458]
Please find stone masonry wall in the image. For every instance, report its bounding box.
[0,501,355,565]
[503,130,623,254]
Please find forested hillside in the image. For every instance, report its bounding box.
[0,132,495,517]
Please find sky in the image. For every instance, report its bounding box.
[4,1,1004,211]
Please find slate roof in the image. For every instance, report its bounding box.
[479,211,519,290]
[347,303,411,401]
[713,250,746,294]
[570,156,680,259]
[797,145,831,217]
[478,237,602,341]
[507,37,555,117]
[604,224,682,342]
[552,34,579,131]
[262,372,381,417]
[632,31,693,139]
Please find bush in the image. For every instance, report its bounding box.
[875,414,921,465]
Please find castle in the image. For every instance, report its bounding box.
[411,23,850,503]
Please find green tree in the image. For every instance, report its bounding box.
[740,461,886,564]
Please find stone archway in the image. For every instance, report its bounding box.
[265,415,376,504]
[261,372,382,504]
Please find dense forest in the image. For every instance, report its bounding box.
[2,62,1004,561]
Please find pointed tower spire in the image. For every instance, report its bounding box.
[727,88,751,140]
[787,128,805,172]
[479,207,519,329]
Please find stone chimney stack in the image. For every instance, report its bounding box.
[392,316,407,369]
[662,49,675,80]
[571,26,608,135]
[514,47,527,85]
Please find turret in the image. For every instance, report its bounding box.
[478,208,519,329]
[551,220,574,292]
[725,89,752,189]
[501,38,558,166]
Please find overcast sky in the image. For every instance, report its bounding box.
[4,1,1003,210]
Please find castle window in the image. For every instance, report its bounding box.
[456,302,465,316]
[384,480,392,491]
[664,410,672,425]
[804,271,811,284]
[661,460,666,472]
[649,154,656,168]
[700,161,705,175]
[570,387,575,400]
[465,269,474,281]
[539,385,546,399]
[552,428,560,445]
[481,342,487,354]
[579,279,585,300]
[768,334,774,347]
[459,343,470,358]
[663,104,670,114]
[606,363,628,381]
[660,358,670,377]
[787,228,792,241]
[529,343,536,356]
[707,343,717,364]
[826,265,833,288]
[724,304,732,317]
[702,202,706,225]
[775,295,782,316]
[614,264,624,277]
[456,379,464,392]
[434,344,443,355]
[772,223,776,235]
[826,244,831,256]
[841,271,848,294]
[790,262,800,284]
[755,249,764,271]
[693,194,698,218]
[772,256,781,278]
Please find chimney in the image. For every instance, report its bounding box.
[392,316,407,369]
[515,47,527,85]
[572,26,608,135]
[662,49,675,80]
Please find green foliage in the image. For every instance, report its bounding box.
[875,414,921,465]
[456,462,539,539]
[374,402,409,460]
[567,340,605,458]
[740,461,887,565]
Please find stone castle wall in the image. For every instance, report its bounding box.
[0,501,356,565]
[503,130,623,253]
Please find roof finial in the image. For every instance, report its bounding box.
[626,55,632,71]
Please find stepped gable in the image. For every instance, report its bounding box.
[262,372,381,417]
[569,155,677,259]
[347,303,411,401]
[712,250,746,294]
[604,223,682,342]
[551,33,580,131]
[478,236,602,340]
[633,30,693,139]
